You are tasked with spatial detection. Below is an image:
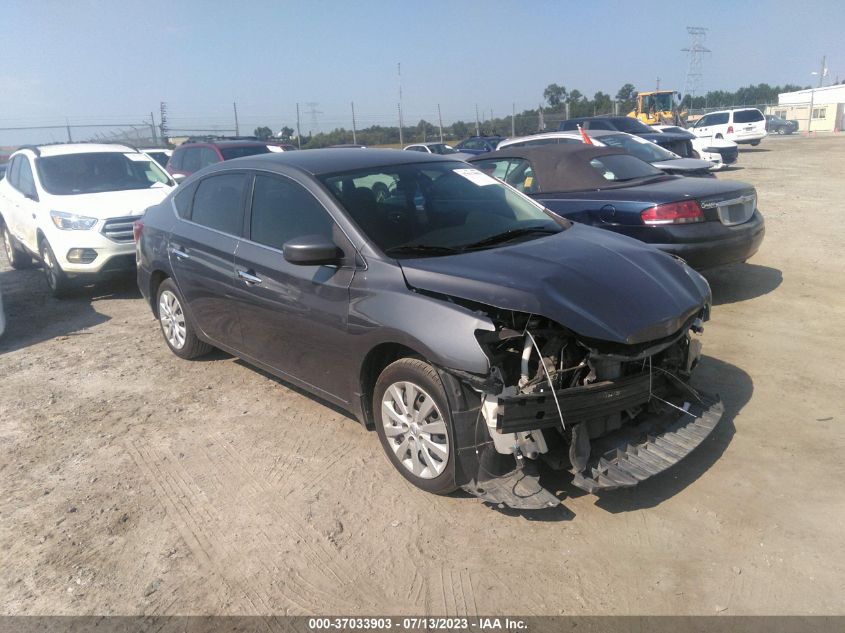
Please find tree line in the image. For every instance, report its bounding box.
[251,81,814,148]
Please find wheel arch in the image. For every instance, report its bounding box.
[148,270,170,316]
[358,342,423,429]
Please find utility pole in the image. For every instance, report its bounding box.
[818,55,827,87]
[397,62,404,143]
[437,103,444,142]
[149,112,158,145]
[233,102,240,136]
[538,104,545,131]
[296,103,302,149]
[159,102,169,145]
[65,118,72,142]
[656,77,660,91]
[351,102,357,144]
[398,103,404,145]
[474,104,480,136]
[511,103,515,137]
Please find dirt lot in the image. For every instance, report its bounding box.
[1,136,844,617]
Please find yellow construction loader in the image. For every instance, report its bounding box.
[628,90,687,126]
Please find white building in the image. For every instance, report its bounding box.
[769,84,845,132]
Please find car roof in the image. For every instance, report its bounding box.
[223,147,458,176]
[180,140,268,149]
[16,143,139,158]
[704,107,762,114]
[468,144,647,193]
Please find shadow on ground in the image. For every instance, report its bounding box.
[705,262,783,306]
[0,265,138,354]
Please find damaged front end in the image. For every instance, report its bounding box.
[443,305,723,510]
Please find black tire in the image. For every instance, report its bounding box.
[776,127,785,135]
[750,140,761,146]
[2,222,32,269]
[38,238,73,298]
[715,134,724,139]
[374,358,457,495]
[155,278,212,359]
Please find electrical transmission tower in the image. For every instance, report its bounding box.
[682,27,710,102]
[305,102,322,135]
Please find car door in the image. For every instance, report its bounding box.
[169,171,247,347]
[15,156,42,251]
[232,172,356,401]
[1,157,22,239]
[692,114,713,140]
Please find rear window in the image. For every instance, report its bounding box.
[608,118,653,134]
[733,109,764,123]
[220,146,272,161]
[588,155,662,182]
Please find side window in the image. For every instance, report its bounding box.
[182,147,202,172]
[473,158,512,180]
[173,180,199,219]
[695,115,710,127]
[587,121,612,130]
[17,157,37,197]
[7,156,21,189]
[170,149,184,170]
[199,147,219,168]
[249,175,335,251]
[190,173,247,235]
[712,113,730,125]
[560,121,578,131]
[406,146,425,152]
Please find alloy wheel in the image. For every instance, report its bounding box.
[41,244,57,290]
[381,380,449,479]
[159,290,187,350]
[3,228,13,261]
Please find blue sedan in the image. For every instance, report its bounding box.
[469,144,765,269]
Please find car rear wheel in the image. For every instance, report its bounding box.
[777,128,785,135]
[750,140,761,146]
[3,223,32,269]
[374,358,457,494]
[156,278,211,359]
[39,238,72,298]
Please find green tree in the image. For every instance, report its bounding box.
[616,83,637,113]
[253,126,273,140]
[279,125,294,140]
[543,83,567,109]
[593,91,612,115]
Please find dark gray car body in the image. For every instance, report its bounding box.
[137,149,716,504]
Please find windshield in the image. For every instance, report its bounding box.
[611,118,653,134]
[643,93,674,112]
[319,161,564,257]
[36,152,172,195]
[219,145,272,160]
[598,133,678,162]
[428,144,458,155]
[589,154,663,182]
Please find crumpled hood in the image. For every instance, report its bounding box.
[45,185,174,220]
[398,223,710,346]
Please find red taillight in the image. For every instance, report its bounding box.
[727,125,734,134]
[133,219,144,242]
[641,200,704,225]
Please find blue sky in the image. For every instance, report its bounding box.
[0,0,841,143]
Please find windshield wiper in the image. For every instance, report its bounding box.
[384,244,461,257]
[461,226,558,250]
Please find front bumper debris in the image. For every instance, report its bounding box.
[571,393,723,493]
[457,383,723,509]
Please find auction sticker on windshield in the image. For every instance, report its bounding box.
[454,168,498,186]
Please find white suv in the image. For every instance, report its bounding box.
[0,143,175,297]
[690,108,768,146]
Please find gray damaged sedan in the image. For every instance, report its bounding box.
[136,149,723,509]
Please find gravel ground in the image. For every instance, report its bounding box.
[1,136,844,616]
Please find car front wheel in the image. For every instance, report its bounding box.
[374,358,457,494]
[156,278,211,359]
[39,238,72,298]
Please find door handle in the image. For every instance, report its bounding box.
[170,247,189,259]
[237,269,262,285]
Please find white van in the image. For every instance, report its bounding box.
[690,108,768,146]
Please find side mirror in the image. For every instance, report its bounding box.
[171,173,187,183]
[283,235,342,266]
